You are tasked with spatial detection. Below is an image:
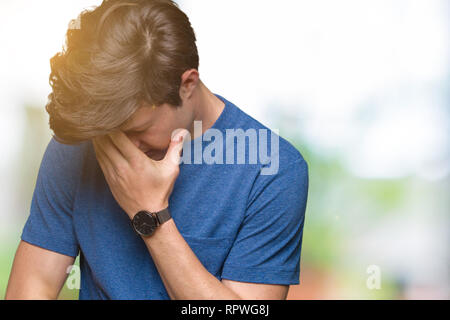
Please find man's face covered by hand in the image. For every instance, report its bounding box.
[119,102,194,161]
[91,101,192,216]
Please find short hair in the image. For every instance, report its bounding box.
[46,0,199,144]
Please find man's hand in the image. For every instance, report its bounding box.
[92,129,187,219]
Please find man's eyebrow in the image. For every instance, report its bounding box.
[120,107,155,132]
[121,120,151,133]
[122,125,144,133]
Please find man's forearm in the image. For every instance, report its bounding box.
[142,219,242,300]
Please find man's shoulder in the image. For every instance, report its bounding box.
[42,137,94,174]
[229,102,306,171]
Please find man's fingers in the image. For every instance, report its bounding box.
[93,139,114,177]
[96,136,128,169]
[108,130,142,162]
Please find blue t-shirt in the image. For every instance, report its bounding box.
[21,94,309,300]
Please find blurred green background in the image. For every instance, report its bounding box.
[0,0,448,300]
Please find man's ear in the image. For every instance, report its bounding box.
[179,69,199,100]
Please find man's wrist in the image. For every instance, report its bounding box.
[130,204,172,239]
[142,218,176,247]
[129,202,169,220]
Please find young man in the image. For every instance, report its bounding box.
[6,0,309,300]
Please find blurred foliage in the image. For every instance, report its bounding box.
[59,256,80,300]
[276,109,410,298]
[0,242,17,298]
[14,105,52,222]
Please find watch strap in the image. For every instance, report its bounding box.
[155,207,171,225]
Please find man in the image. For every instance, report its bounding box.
[6,0,309,300]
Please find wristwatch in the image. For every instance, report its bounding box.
[131,207,172,237]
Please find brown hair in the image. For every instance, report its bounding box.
[46,0,199,144]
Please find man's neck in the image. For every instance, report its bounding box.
[190,81,225,139]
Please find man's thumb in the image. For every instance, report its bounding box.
[163,129,189,166]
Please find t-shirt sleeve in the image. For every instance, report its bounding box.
[221,158,309,285]
[20,138,80,258]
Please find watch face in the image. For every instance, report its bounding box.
[133,211,158,236]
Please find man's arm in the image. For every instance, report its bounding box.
[5,241,74,300]
[143,218,289,300]
[93,131,290,300]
